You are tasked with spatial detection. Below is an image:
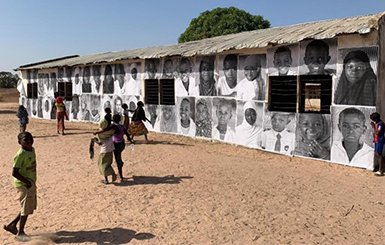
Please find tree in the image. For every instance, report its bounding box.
[178,7,270,43]
[0,71,19,88]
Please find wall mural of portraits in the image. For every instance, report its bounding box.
[123,95,139,118]
[217,54,238,97]
[103,64,114,94]
[261,111,296,155]
[299,38,337,75]
[73,67,82,95]
[161,57,177,79]
[160,105,177,133]
[49,71,57,97]
[30,98,38,118]
[237,54,266,101]
[212,98,236,143]
[330,105,375,169]
[196,56,217,96]
[294,113,331,160]
[235,100,265,148]
[64,100,72,120]
[37,73,44,97]
[195,97,213,138]
[175,57,198,96]
[126,62,142,96]
[112,95,123,119]
[42,96,53,120]
[92,65,102,94]
[82,66,92,93]
[267,44,299,76]
[101,95,113,119]
[37,97,43,118]
[176,97,196,137]
[334,46,378,106]
[145,59,160,80]
[145,104,160,132]
[80,94,91,121]
[114,63,126,95]
[25,98,31,116]
[71,95,80,120]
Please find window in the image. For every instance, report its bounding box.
[58,81,73,101]
[159,79,175,105]
[27,83,38,99]
[145,79,159,104]
[300,75,332,114]
[269,76,297,112]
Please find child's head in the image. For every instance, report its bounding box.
[343,50,370,84]
[243,55,261,81]
[122,103,128,110]
[199,57,214,82]
[274,46,292,76]
[104,65,113,84]
[243,102,257,126]
[18,131,33,150]
[130,63,138,80]
[98,118,108,130]
[114,96,122,114]
[162,106,174,121]
[223,54,237,86]
[115,63,125,84]
[163,58,174,77]
[180,98,191,121]
[304,40,330,75]
[137,101,144,108]
[113,114,121,123]
[370,112,381,123]
[146,60,157,79]
[338,108,366,143]
[196,99,209,122]
[178,58,192,83]
[83,66,90,84]
[271,113,290,132]
[104,107,111,114]
[216,99,232,127]
[93,65,101,88]
[147,104,157,116]
[299,113,327,142]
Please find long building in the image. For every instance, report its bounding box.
[15,11,385,170]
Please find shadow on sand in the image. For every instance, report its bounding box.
[0,110,16,114]
[130,140,192,147]
[56,228,155,244]
[113,175,193,186]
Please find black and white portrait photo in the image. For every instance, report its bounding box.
[161,57,176,79]
[91,65,102,94]
[299,38,337,75]
[217,54,238,97]
[82,66,92,93]
[65,66,73,83]
[160,105,177,133]
[123,95,139,119]
[73,67,82,95]
[267,44,299,76]
[80,94,91,121]
[101,95,113,118]
[334,46,378,106]
[145,104,160,131]
[37,97,43,118]
[126,62,141,95]
[42,96,52,120]
[114,63,126,95]
[145,59,160,80]
[330,105,375,169]
[25,98,31,116]
[196,56,217,96]
[89,94,101,122]
[175,57,198,96]
[103,64,114,94]
[195,97,213,138]
[260,111,296,155]
[71,94,80,120]
[176,97,196,137]
[294,113,331,160]
[237,54,266,101]
[31,98,37,118]
[113,95,123,118]
[212,98,236,143]
[235,101,264,148]
[50,71,57,97]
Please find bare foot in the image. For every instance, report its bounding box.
[3,224,18,235]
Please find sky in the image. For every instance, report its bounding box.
[0,0,384,73]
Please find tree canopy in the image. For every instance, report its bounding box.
[178,7,270,43]
[0,71,19,88]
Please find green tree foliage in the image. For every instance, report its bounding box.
[0,71,19,88]
[178,7,270,43]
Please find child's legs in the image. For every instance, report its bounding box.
[16,183,37,234]
[375,143,385,172]
[113,142,125,178]
[20,125,26,133]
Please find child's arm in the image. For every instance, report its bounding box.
[371,122,381,135]
[123,128,134,143]
[12,168,32,189]
[93,128,109,135]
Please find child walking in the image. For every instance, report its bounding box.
[16,105,29,133]
[112,114,132,182]
[128,101,151,143]
[3,132,37,242]
[121,103,130,130]
[370,112,385,176]
[92,119,117,184]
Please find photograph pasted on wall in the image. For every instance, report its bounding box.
[145,104,161,132]
[176,96,196,137]
[237,54,266,101]
[212,98,236,143]
[160,104,177,133]
[235,100,265,148]
[330,105,375,169]
[175,57,198,96]
[195,97,213,138]
[195,56,217,96]
[145,59,160,80]
[161,57,177,79]
[126,62,141,96]
[217,54,238,97]
[334,46,378,106]
[267,44,299,76]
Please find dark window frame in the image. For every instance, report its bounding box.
[299,75,332,114]
[159,79,175,105]
[268,76,298,113]
[145,79,160,105]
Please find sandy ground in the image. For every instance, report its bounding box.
[1,89,385,245]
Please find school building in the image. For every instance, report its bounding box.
[15,11,385,170]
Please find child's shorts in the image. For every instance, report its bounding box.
[375,142,385,155]
[17,182,37,216]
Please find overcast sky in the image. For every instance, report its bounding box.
[1,0,384,73]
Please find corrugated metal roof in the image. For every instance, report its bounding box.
[16,11,385,71]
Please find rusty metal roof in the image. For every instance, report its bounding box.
[16,11,385,71]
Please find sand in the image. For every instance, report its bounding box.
[1,89,385,245]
